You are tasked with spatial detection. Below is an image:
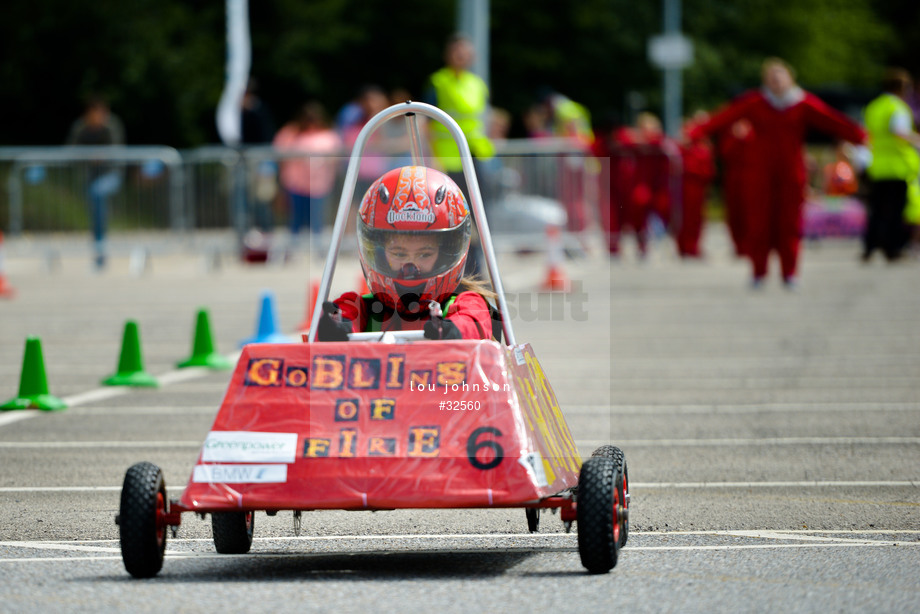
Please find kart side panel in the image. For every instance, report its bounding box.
[178,340,581,511]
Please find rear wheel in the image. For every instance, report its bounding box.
[119,462,168,578]
[591,445,629,547]
[212,511,255,554]
[577,456,622,574]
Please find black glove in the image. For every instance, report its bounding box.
[316,301,352,342]
[424,316,462,340]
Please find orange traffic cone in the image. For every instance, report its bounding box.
[541,224,571,292]
[297,279,321,331]
[0,231,16,299]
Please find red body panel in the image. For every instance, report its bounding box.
[178,340,581,512]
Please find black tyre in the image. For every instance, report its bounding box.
[212,511,255,554]
[577,456,623,574]
[591,445,629,547]
[526,508,540,533]
[119,461,168,578]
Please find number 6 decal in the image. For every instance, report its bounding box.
[467,426,504,470]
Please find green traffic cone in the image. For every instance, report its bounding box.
[102,320,158,387]
[176,309,234,370]
[1,337,66,411]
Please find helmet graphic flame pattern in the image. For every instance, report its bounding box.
[357,166,472,305]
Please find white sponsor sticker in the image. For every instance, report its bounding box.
[201,431,298,463]
[513,346,526,366]
[193,464,288,484]
[519,452,550,487]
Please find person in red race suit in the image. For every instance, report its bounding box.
[632,113,678,252]
[677,112,717,258]
[716,118,757,257]
[689,58,866,288]
[317,166,494,341]
[592,123,632,256]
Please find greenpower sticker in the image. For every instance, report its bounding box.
[201,431,298,463]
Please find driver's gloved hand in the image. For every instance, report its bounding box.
[424,316,462,340]
[317,301,352,342]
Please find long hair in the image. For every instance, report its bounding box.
[456,274,497,302]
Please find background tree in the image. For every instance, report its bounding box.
[0,0,910,147]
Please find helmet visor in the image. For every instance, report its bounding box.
[357,217,472,282]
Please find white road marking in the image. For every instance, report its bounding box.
[0,486,121,493]
[0,351,242,428]
[2,530,919,564]
[66,406,221,416]
[563,402,920,415]
[577,437,920,447]
[0,411,41,427]
[624,543,920,551]
[0,441,201,449]
[0,541,122,554]
[632,480,918,488]
[155,366,215,385]
[61,387,130,407]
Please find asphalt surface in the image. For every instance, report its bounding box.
[1,227,918,613]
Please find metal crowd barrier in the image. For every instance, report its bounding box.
[0,140,618,251]
[1,146,184,237]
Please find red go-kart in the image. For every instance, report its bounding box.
[116,102,628,577]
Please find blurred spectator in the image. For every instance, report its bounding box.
[689,58,866,289]
[862,68,920,262]
[907,77,920,127]
[67,94,125,270]
[424,33,495,277]
[239,78,277,242]
[488,107,512,143]
[382,87,416,168]
[823,143,859,197]
[539,90,594,145]
[334,88,366,136]
[240,78,275,145]
[424,33,495,181]
[341,85,391,211]
[677,111,716,258]
[480,107,511,201]
[273,101,342,253]
[632,112,678,252]
[715,119,756,257]
[591,123,636,256]
[523,104,552,139]
[538,90,595,236]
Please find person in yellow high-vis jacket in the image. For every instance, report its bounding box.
[424,33,496,278]
[425,34,495,174]
[862,68,920,262]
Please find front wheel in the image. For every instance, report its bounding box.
[591,445,629,547]
[119,462,168,578]
[212,511,255,554]
[577,456,623,574]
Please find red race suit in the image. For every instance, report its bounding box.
[678,138,716,257]
[333,291,493,340]
[690,89,866,280]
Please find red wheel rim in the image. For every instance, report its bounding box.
[155,491,166,546]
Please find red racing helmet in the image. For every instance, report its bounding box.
[357,166,472,305]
